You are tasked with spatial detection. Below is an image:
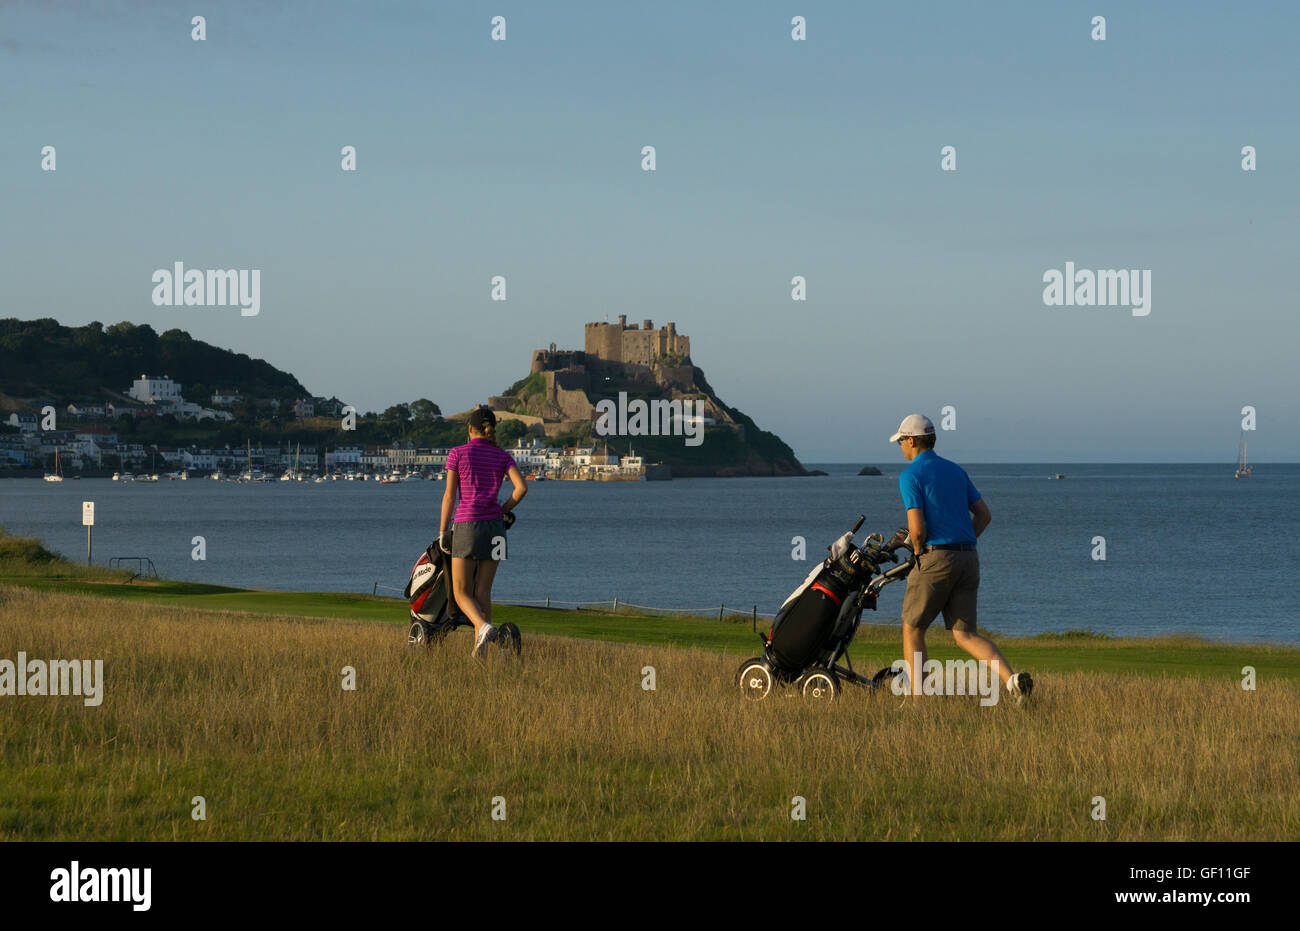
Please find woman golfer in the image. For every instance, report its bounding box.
[439,406,527,657]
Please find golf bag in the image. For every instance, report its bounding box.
[403,537,522,655]
[736,517,914,701]
[404,541,466,645]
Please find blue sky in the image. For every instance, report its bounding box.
[3,1,1296,462]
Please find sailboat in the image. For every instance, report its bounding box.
[43,448,64,482]
[1234,431,1253,479]
[240,440,254,482]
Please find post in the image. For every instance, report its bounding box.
[613,597,619,614]
[82,501,95,565]
[718,604,724,623]
[752,605,757,631]
[545,596,550,609]
[373,582,378,596]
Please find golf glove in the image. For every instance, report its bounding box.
[437,531,452,555]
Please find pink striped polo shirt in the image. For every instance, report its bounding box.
[446,438,518,522]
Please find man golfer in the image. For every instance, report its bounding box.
[890,414,1033,703]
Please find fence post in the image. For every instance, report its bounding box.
[752,605,757,631]
[545,596,550,609]
[718,604,724,623]
[613,597,619,614]
[373,582,378,596]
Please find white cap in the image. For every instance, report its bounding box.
[888,414,935,444]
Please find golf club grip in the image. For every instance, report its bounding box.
[850,515,865,535]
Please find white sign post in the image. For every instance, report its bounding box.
[82,501,94,564]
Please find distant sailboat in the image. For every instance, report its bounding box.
[1234,431,1253,479]
[43,448,64,482]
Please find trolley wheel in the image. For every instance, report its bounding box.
[800,668,840,702]
[407,620,430,648]
[496,622,522,656]
[736,658,774,701]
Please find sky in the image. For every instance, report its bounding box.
[2,0,1296,462]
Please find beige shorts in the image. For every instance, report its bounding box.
[901,548,979,632]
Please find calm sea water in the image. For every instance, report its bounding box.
[3,464,1296,644]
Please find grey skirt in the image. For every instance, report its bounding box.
[450,519,506,560]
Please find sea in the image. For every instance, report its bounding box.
[3,463,1296,644]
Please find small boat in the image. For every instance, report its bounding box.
[1049,473,1065,480]
[1234,430,1252,478]
[43,448,64,482]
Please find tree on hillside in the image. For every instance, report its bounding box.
[496,419,528,446]
[381,404,411,435]
[409,399,441,424]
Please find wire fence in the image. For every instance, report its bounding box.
[502,597,777,624]
[372,583,777,627]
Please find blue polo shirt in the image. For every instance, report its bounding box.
[898,450,981,546]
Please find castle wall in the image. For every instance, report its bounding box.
[581,319,690,366]
[532,348,586,374]
[584,323,623,363]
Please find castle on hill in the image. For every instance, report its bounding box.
[529,317,689,374]
[583,316,689,366]
[486,319,703,438]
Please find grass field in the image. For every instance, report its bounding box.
[2,531,1299,840]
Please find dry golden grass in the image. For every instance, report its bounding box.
[1,585,1297,841]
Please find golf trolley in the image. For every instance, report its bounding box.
[735,516,915,702]
[403,538,521,656]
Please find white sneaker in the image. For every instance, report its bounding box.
[1007,672,1034,705]
[472,624,497,658]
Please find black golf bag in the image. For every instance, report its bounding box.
[404,541,466,645]
[403,538,521,654]
[736,517,914,701]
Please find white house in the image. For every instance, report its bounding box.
[510,438,552,468]
[128,375,183,405]
[361,447,389,471]
[6,412,38,433]
[183,448,216,470]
